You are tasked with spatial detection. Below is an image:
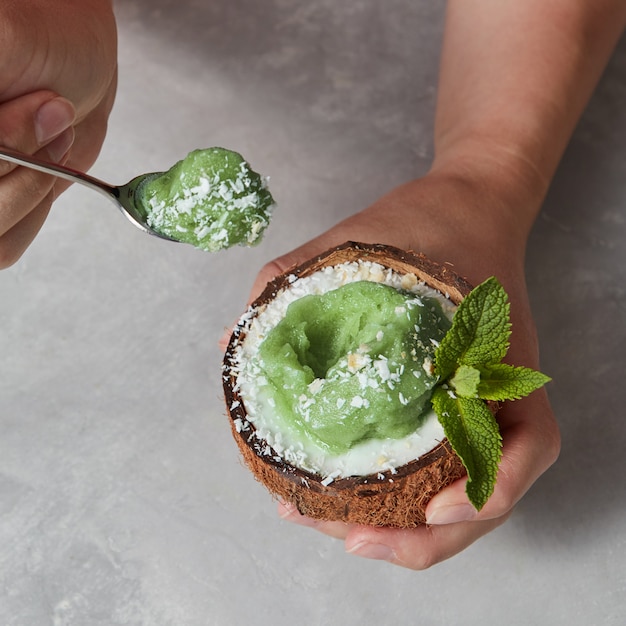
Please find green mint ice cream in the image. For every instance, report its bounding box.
[255,280,452,454]
[135,148,275,251]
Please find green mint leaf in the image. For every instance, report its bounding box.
[430,276,551,511]
[477,363,552,401]
[431,387,502,511]
[450,364,481,398]
[435,277,511,379]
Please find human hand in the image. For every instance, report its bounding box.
[236,167,560,569]
[0,0,117,268]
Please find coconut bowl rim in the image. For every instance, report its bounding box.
[222,241,475,491]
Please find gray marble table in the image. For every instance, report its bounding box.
[1,1,625,624]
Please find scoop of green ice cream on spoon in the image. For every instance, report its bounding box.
[0,145,275,250]
[134,148,275,252]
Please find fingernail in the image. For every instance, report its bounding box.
[35,97,76,144]
[278,501,298,520]
[44,127,75,163]
[347,541,395,562]
[278,502,318,528]
[426,503,477,525]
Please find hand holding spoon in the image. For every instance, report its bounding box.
[0,145,275,250]
[0,144,173,240]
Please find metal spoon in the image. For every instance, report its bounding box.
[0,145,174,241]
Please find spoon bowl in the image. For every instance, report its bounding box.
[0,145,175,241]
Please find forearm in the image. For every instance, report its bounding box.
[431,0,626,235]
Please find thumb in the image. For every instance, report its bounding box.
[218,211,383,352]
[219,234,352,352]
[218,247,310,352]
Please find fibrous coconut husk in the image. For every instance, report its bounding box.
[223,242,484,528]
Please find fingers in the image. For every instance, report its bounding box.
[0,190,56,268]
[343,515,510,570]
[0,132,74,230]
[426,389,560,525]
[0,91,75,171]
[278,502,352,540]
[277,389,559,570]
[278,500,509,570]
[0,91,76,268]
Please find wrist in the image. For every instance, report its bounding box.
[430,134,551,240]
[339,167,530,288]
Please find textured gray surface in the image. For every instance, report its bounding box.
[1,1,625,624]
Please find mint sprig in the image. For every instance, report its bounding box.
[432,277,551,512]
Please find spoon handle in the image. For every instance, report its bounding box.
[0,145,117,201]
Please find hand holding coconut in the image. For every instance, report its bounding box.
[226,0,626,569]
[224,240,550,525]
[228,180,559,569]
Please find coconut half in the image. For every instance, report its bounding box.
[223,242,479,528]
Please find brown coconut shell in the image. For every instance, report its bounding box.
[223,241,484,528]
